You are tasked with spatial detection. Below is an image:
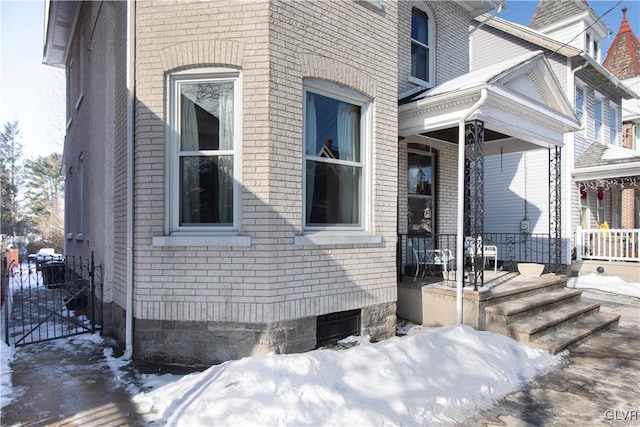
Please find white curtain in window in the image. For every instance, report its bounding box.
[337,103,358,223]
[218,91,233,222]
[181,94,200,223]
[305,93,317,222]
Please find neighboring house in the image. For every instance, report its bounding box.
[469,0,639,267]
[603,7,640,229]
[44,0,585,364]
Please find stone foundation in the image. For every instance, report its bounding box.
[361,302,397,341]
[133,316,317,365]
[131,301,397,365]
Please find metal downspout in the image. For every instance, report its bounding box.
[124,0,135,358]
[456,88,488,325]
[469,2,506,35]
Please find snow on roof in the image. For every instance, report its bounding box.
[414,51,545,100]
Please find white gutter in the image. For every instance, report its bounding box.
[469,1,506,35]
[124,0,135,359]
[580,54,640,100]
[455,88,488,325]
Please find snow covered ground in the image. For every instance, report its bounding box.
[1,274,638,426]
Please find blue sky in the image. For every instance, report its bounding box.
[499,0,640,56]
[0,0,638,160]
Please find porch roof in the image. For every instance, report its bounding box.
[573,142,640,181]
[398,51,581,155]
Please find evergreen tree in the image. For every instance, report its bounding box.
[0,121,23,238]
[23,153,64,246]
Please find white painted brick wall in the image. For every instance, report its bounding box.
[132,0,399,324]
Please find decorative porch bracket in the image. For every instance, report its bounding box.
[464,120,484,291]
[549,146,562,274]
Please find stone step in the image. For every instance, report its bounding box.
[528,312,621,355]
[505,300,602,342]
[486,288,584,322]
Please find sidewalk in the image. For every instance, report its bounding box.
[1,336,146,427]
[2,288,638,426]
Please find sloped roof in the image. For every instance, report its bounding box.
[528,0,590,30]
[473,14,638,100]
[603,7,640,80]
[573,141,640,181]
[399,51,580,152]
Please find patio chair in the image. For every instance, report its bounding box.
[464,236,498,272]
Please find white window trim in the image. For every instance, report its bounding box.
[154,67,248,247]
[594,92,604,143]
[75,34,84,110]
[299,79,377,245]
[409,3,435,88]
[608,101,618,146]
[77,154,84,236]
[574,82,585,135]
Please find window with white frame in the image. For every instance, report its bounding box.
[609,103,618,145]
[77,154,84,236]
[594,97,603,142]
[167,68,241,232]
[303,80,370,229]
[410,5,434,87]
[575,86,584,125]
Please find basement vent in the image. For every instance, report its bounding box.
[316,309,361,347]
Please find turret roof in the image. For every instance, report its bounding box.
[603,7,640,80]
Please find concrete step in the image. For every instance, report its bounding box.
[504,300,602,342]
[528,312,621,355]
[486,288,584,322]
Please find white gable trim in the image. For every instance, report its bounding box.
[399,52,580,150]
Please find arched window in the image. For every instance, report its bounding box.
[410,5,435,87]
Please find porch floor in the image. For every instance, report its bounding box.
[399,270,566,300]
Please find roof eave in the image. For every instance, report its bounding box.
[580,53,640,100]
[572,162,640,181]
[43,0,80,67]
[455,0,506,18]
[476,16,582,58]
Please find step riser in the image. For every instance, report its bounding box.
[486,293,584,327]
[508,306,602,343]
[483,282,566,307]
[530,317,620,355]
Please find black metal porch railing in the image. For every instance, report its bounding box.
[397,232,555,282]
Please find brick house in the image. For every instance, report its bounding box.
[44,0,583,364]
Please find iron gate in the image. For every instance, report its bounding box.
[2,252,102,347]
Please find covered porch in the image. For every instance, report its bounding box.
[397,51,581,324]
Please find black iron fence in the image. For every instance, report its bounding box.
[2,252,102,346]
[398,232,557,281]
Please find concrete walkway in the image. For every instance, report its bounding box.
[1,336,146,427]
[2,288,638,426]
[462,289,640,426]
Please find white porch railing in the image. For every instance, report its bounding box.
[575,227,640,262]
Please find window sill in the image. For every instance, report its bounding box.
[75,233,84,241]
[152,235,251,247]
[408,76,434,89]
[295,232,382,246]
